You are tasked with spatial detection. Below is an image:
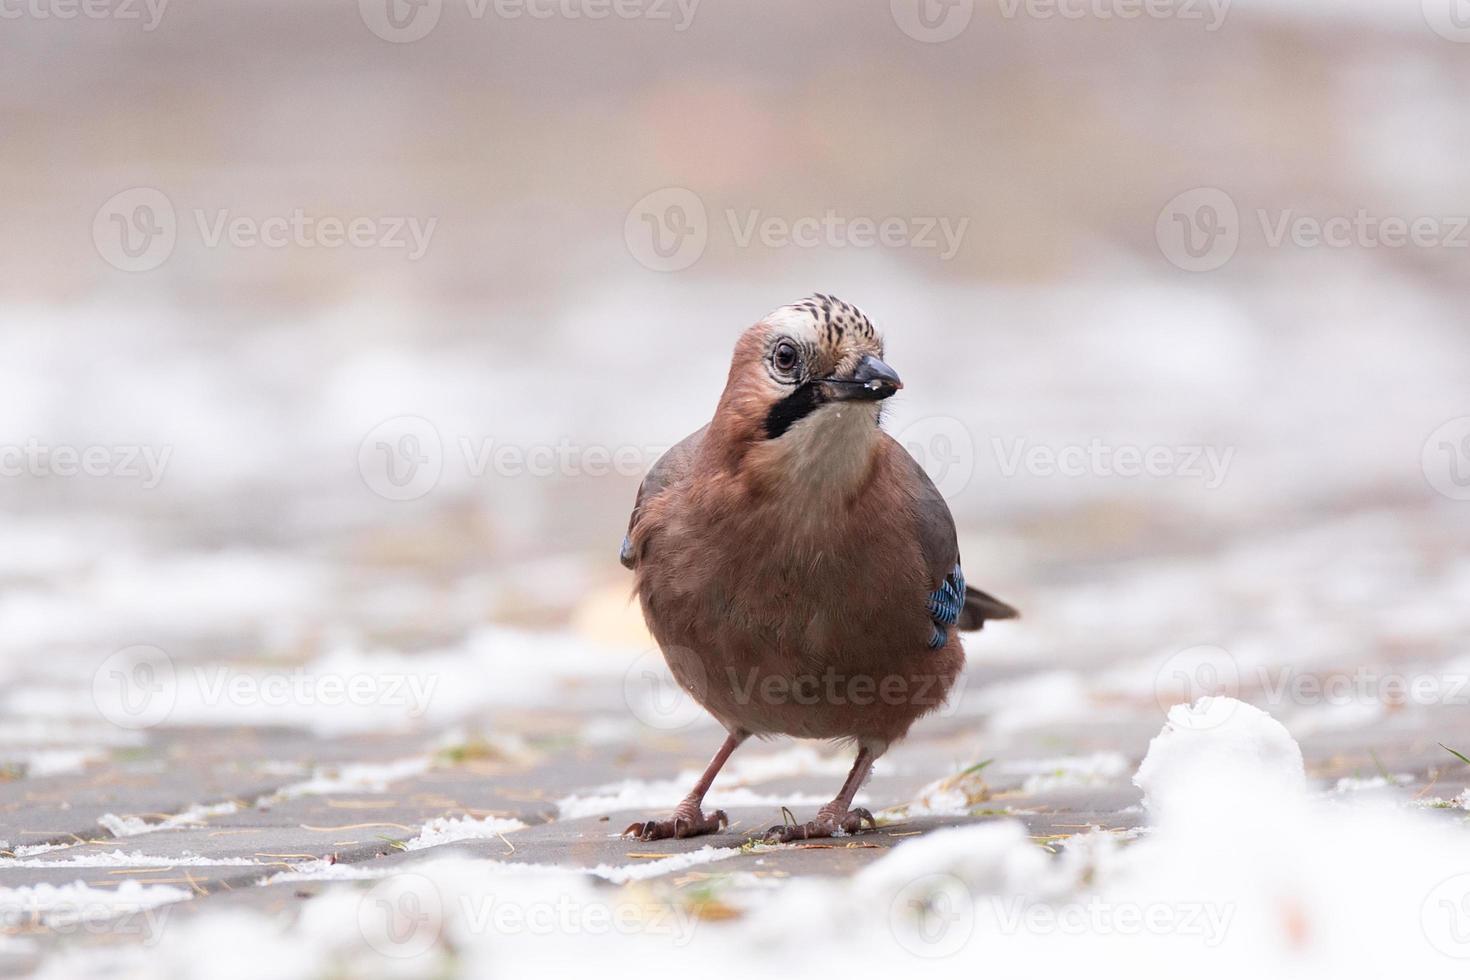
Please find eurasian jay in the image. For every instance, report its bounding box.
[619,294,1017,843]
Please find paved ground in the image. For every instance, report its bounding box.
[4,654,1470,973]
[1,499,1467,975]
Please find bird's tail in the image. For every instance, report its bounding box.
[957,586,1019,631]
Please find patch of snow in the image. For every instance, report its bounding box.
[855,821,1052,899]
[276,757,431,798]
[0,879,191,928]
[37,704,1470,980]
[99,801,241,838]
[555,778,832,820]
[7,748,101,777]
[259,860,391,885]
[884,765,994,819]
[1281,699,1386,737]
[578,716,643,745]
[0,720,144,748]
[582,846,741,883]
[1413,790,1470,811]
[0,849,259,868]
[5,625,650,737]
[1133,696,1305,825]
[968,670,1097,733]
[998,752,1130,794]
[723,745,854,784]
[1330,774,1412,794]
[404,816,527,851]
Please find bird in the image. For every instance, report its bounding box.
[618,294,1017,843]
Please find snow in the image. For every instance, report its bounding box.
[1001,752,1131,794]
[553,745,873,820]
[89,759,436,843]
[0,849,260,868]
[1133,696,1305,825]
[562,847,740,884]
[555,779,832,820]
[4,748,101,777]
[1331,775,1411,794]
[0,880,191,928]
[33,696,1470,980]
[883,764,995,819]
[964,670,1098,733]
[259,860,391,885]
[722,745,854,783]
[276,758,432,798]
[5,625,652,737]
[98,801,242,838]
[404,816,527,851]
[856,821,1051,899]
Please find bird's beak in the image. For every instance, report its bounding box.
[821,354,903,402]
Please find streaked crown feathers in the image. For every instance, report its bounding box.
[763,293,882,355]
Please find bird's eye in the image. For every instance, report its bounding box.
[772,341,800,375]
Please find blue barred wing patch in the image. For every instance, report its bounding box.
[926,563,966,649]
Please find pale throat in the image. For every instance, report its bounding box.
[753,401,883,504]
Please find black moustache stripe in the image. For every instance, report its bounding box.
[762,383,824,440]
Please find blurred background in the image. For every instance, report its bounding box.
[0,0,1467,747]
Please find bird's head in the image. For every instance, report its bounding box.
[710,294,901,490]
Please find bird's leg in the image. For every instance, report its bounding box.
[764,745,879,843]
[623,731,747,842]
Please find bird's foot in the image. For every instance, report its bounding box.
[622,807,728,842]
[763,806,876,844]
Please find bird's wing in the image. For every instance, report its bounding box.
[899,442,1019,644]
[619,424,708,569]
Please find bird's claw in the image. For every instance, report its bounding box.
[622,809,728,842]
[763,806,876,844]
